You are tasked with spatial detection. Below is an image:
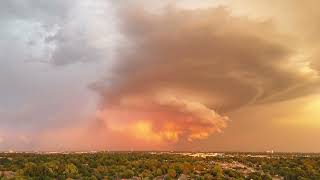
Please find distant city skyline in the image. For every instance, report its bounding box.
[0,0,319,152]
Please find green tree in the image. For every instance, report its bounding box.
[64,163,78,177]
[168,169,176,178]
[123,169,134,178]
[156,168,163,176]
[212,165,223,180]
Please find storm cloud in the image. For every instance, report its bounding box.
[1,0,320,151]
[92,5,319,144]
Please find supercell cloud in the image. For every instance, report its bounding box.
[0,0,319,151]
[93,5,319,146]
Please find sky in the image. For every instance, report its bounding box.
[0,0,319,152]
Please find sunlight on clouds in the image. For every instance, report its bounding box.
[106,120,181,143]
[131,121,162,142]
[131,121,180,143]
[96,92,228,145]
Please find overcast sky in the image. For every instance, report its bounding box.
[0,0,319,152]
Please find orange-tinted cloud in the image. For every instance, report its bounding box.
[91,5,319,146]
[97,93,228,143]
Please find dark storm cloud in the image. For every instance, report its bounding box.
[89,5,319,144]
[95,6,319,113]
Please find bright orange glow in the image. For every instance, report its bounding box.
[132,120,162,142]
[285,97,320,126]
